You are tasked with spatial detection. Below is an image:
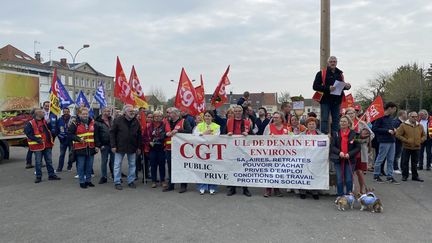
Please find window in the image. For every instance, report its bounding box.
[106,80,111,90]
[74,78,79,86]
[81,79,85,87]
[86,79,90,87]
[61,75,66,84]
[15,54,23,59]
[68,76,73,86]
[92,80,96,88]
[23,56,32,61]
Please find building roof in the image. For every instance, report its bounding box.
[304,98,320,107]
[0,44,42,66]
[43,60,112,78]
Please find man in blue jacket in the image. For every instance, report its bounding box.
[372,102,399,184]
[56,108,72,172]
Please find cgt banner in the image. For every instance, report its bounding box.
[172,134,330,190]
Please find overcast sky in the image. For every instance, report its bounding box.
[1,0,431,100]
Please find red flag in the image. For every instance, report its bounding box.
[363,96,385,123]
[49,68,61,115]
[341,94,354,109]
[211,65,231,109]
[139,110,147,135]
[194,74,206,114]
[129,65,148,109]
[174,68,199,116]
[114,57,135,106]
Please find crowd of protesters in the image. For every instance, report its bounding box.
[24,56,432,201]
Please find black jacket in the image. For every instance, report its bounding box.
[110,115,142,153]
[94,115,112,147]
[372,115,396,143]
[68,118,97,156]
[330,130,361,164]
[169,118,192,134]
[313,67,349,105]
[255,117,270,135]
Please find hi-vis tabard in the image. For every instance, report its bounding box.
[73,120,95,150]
[27,119,52,151]
[196,122,220,134]
[164,119,185,151]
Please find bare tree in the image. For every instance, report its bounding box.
[355,72,389,106]
[278,91,290,103]
[148,86,167,102]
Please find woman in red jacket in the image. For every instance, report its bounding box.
[262,111,287,197]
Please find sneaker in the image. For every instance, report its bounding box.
[26,164,34,169]
[412,177,424,182]
[128,182,136,189]
[427,167,431,171]
[80,183,88,189]
[115,184,123,190]
[402,177,408,181]
[48,175,61,180]
[209,189,216,195]
[386,177,400,185]
[199,189,205,195]
[409,170,412,174]
[34,177,42,183]
[374,176,384,183]
[151,182,157,188]
[98,177,107,184]
[74,175,79,179]
[393,170,402,175]
[86,182,95,187]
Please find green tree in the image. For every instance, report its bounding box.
[385,63,423,111]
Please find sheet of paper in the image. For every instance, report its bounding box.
[330,80,345,95]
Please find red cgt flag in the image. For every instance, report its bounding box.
[194,74,206,114]
[211,65,231,109]
[363,96,385,123]
[129,65,148,109]
[175,68,199,116]
[114,57,135,106]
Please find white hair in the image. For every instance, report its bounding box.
[327,56,337,63]
[122,104,134,113]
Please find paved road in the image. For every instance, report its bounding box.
[0,145,431,242]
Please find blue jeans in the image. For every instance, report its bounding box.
[114,152,136,185]
[34,148,55,178]
[198,184,218,192]
[149,148,166,182]
[374,142,395,178]
[100,145,114,178]
[57,143,71,171]
[26,148,33,165]
[320,102,341,134]
[334,161,354,196]
[76,155,94,184]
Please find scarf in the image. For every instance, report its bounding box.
[340,128,351,185]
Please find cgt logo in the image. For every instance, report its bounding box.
[180,143,227,160]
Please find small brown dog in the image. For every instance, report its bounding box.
[358,188,383,213]
[334,193,356,211]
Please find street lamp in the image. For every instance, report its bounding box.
[57,44,90,101]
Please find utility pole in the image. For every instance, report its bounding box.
[419,68,423,110]
[320,0,330,69]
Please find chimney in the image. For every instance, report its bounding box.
[60,58,67,67]
[35,52,41,62]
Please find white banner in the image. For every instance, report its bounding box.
[172,134,330,190]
